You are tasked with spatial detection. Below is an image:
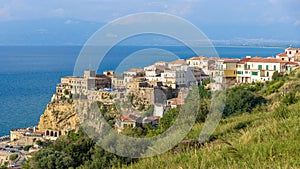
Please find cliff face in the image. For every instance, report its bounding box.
[37,101,80,133]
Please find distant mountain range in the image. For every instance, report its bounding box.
[0,19,299,47]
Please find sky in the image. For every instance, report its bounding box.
[0,0,299,45]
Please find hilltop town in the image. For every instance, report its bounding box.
[1,47,300,167]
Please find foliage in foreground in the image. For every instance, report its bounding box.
[23,129,136,169]
[125,100,300,169]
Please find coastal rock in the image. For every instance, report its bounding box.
[37,101,80,133]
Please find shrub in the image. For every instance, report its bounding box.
[9,154,18,161]
[23,145,33,151]
[297,72,300,78]
[224,87,266,116]
[281,91,298,105]
[264,81,284,95]
[272,71,280,81]
[64,90,69,95]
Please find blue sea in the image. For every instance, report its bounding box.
[0,45,284,136]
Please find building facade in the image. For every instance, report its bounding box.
[237,56,287,83]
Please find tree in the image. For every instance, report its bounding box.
[199,85,210,99]
[272,71,280,81]
[156,108,179,134]
[28,149,75,169]
[223,86,266,116]
[196,99,210,123]
[23,145,33,151]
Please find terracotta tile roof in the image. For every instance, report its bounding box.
[238,58,252,64]
[286,62,298,65]
[119,113,142,121]
[168,98,183,105]
[277,52,287,57]
[119,115,134,122]
[145,116,160,121]
[247,57,287,63]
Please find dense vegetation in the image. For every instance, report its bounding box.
[23,129,136,169]
[23,69,300,169]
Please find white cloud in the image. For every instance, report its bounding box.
[51,8,65,16]
[164,0,199,17]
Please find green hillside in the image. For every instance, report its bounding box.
[124,98,300,169]
[123,69,300,169]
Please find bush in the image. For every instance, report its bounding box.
[9,154,18,161]
[224,86,266,116]
[63,90,69,95]
[199,85,210,99]
[297,72,300,78]
[264,81,284,95]
[281,91,298,105]
[23,145,33,151]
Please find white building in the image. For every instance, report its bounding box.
[276,47,300,62]
[285,47,300,58]
[160,60,196,88]
[60,70,96,94]
[123,68,144,84]
[144,61,167,82]
[237,56,287,83]
[186,56,209,73]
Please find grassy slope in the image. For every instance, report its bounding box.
[122,72,300,169]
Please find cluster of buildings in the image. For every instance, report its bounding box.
[234,47,299,83]
[8,47,300,141]
[55,47,300,99]
[50,47,300,132]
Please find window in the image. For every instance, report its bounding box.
[237,71,243,75]
[267,72,269,77]
[266,65,269,70]
[248,65,250,69]
[252,72,258,76]
[274,65,277,70]
[258,65,262,70]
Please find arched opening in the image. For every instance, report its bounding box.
[54,132,57,137]
[59,131,62,136]
[50,131,54,137]
[46,130,49,136]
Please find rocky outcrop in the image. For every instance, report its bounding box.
[37,101,80,133]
